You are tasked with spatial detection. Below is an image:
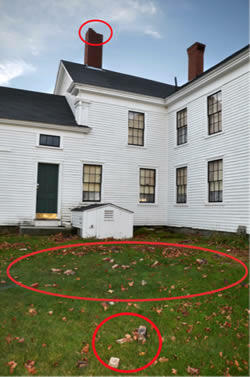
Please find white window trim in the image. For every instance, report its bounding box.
[176,107,188,147]
[127,109,147,148]
[36,132,63,149]
[174,163,189,207]
[137,165,159,206]
[204,155,224,206]
[81,160,105,204]
[205,88,223,138]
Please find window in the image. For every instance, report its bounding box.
[39,134,60,147]
[83,164,102,202]
[128,111,144,146]
[208,91,222,135]
[176,167,187,203]
[177,108,187,145]
[208,159,223,202]
[139,168,156,203]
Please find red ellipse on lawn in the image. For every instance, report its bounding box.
[78,19,113,46]
[6,241,248,302]
[92,312,162,373]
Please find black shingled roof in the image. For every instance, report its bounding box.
[71,203,133,213]
[62,60,177,99]
[0,86,83,127]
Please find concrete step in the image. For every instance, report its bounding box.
[34,219,61,227]
[19,226,73,236]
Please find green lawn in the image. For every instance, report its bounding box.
[0,228,249,376]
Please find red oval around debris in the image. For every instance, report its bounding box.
[92,312,162,373]
[6,241,248,302]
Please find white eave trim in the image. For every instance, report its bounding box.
[0,118,91,134]
[67,82,166,106]
[165,48,249,106]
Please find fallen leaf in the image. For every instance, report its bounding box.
[7,361,17,374]
[42,343,47,347]
[62,317,67,321]
[101,302,109,311]
[139,352,146,356]
[107,345,112,350]
[171,336,176,342]
[48,311,53,315]
[81,343,89,354]
[24,360,37,374]
[234,360,239,367]
[64,269,75,275]
[172,368,177,375]
[128,281,134,287]
[219,352,223,358]
[51,268,61,273]
[159,357,169,362]
[31,283,39,288]
[187,365,200,375]
[6,334,12,344]
[107,289,114,293]
[28,308,37,316]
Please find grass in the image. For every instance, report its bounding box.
[0,228,249,376]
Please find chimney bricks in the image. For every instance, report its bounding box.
[187,42,206,81]
[84,28,103,69]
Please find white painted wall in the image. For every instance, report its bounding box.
[166,56,249,233]
[0,92,168,227]
[0,49,249,234]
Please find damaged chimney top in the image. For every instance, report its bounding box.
[187,42,206,81]
[84,28,103,69]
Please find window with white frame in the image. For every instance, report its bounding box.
[128,111,145,146]
[39,134,60,147]
[139,168,156,203]
[176,167,187,203]
[208,159,223,202]
[82,164,102,202]
[208,91,222,135]
[176,108,187,145]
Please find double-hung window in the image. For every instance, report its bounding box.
[128,111,145,146]
[177,108,187,145]
[176,167,187,203]
[83,164,102,202]
[208,91,222,135]
[208,159,223,202]
[139,168,156,203]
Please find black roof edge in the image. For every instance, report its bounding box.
[177,44,249,91]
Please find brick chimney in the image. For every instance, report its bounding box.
[187,42,206,81]
[84,28,103,69]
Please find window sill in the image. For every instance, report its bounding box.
[204,202,224,207]
[137,203,158,207]
[174,204,189,207]
[174,142,189,150]
[36,145,63,150]
[204,131,224,140]
[126,144,147,150]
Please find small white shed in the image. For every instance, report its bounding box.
[71,203,134,239]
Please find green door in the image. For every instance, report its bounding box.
[36,163,59,217]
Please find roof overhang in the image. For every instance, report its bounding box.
[0,118,91,133]
[67,81,166,107]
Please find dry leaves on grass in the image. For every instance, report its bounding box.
[24,360,37,374]
[159,357,169,363]
[7,361,17,374]
[187,365,200,375]
[172,368,177,375]
[101,302,109,311]
[28,308,37,316]
[81,343,89,354]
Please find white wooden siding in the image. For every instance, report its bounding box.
[167,65,249,233]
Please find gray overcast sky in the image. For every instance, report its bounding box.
[0,0,248,93]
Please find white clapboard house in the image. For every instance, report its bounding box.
[0,28,249,234]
